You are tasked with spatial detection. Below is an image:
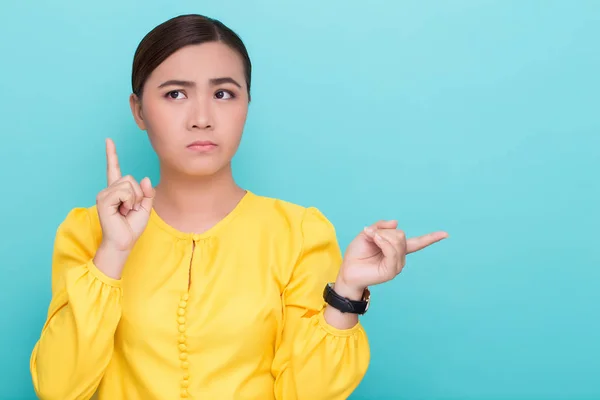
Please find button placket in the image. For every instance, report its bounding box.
[177,237,212,398]
[178,292,190,397]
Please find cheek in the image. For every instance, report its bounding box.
[222,106,248,139]
[142,101,163,133]
[213,105,247,151]
[143,101,185,141]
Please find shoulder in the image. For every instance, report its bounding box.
[247,192,338,239]
[246,192,342,284]
[56,205,102,246]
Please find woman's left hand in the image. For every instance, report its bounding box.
[334,220,449,299]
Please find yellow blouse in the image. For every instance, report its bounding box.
[30,191,370,399]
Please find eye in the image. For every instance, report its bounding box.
[215,90,235,100]
[166,90,187,100]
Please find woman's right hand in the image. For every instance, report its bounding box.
[93,138,155,279]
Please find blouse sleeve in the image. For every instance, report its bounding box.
[271,207,370,400]
[30,208,122,400]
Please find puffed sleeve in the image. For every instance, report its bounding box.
[30,207,122,400]
[271,207,370,400]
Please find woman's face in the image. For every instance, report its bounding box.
[130,42,249,177]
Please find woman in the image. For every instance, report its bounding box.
[30,14,448,400]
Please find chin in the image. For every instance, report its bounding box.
[180,161,230,178]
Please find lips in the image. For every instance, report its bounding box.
[187,140,217,147]
[186,140,218,153]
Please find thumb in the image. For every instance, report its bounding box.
[139,177,155,212]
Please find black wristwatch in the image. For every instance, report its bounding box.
[323,283,370,315]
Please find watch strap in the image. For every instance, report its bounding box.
[323,283,370,314]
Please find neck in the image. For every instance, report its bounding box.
[152,163,246,234]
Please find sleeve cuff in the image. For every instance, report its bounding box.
[87,260,122,288]
[316,307,364,337]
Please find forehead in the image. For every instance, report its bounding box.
[147,42,245,83]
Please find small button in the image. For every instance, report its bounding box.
[183,372,190,380]
[181,361,189,369]
[181,379,189,388]
[179,352,188,361]
[179,344,187,352]
[177,308,185,316]
[179,301,187,308]
[178,324,186,333]
[182,293,189,301]
[181,388,189,398]
[178,335,186,344]
[178,316,186,324]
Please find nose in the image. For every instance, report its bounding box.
[187,95,213,130]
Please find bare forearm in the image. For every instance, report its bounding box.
[92,242,130,280]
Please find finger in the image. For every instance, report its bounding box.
[372,231,398,267]
[100,186,132,207]
[139,177,155,212]
[406,231,449,254]
[119,203,131,217]
[109,179,140,215]
[102,186,134,216]
[119,182,137,212]
[377,228,405,250]
[377,229,406,271]
[105,182,136,216]
[363,220,398,240]
[106,138,122,186]
[120,175,144,210]
[374,220,398,229]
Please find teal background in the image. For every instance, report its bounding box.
[1,1,598,399]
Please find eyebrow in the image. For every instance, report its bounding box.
[157,77,242,89]
[157,80,195,89]
[210,77,242,88]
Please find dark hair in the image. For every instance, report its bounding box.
[131,14,252,100]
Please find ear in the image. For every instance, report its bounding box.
[129,93,147,130]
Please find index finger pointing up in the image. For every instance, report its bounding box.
[106,138,122,186]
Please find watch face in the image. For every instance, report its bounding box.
[363,289,371,313]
